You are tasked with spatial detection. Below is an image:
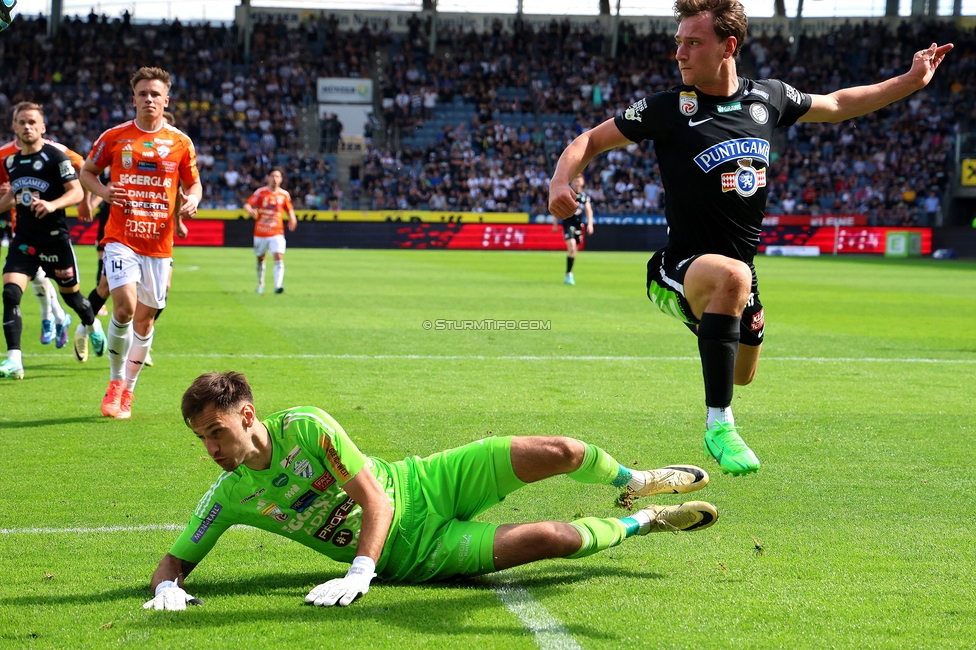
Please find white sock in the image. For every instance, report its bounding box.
[8,349,22,366]
[48,282,65,324]
[31,276,52,321]
[707,407,735,429]
[108,317,132,382]
[631,509,653,535]
[256,259,265,285]
[125,327,153,391]
[86,319,103,336]
[625,472,647,492]
[273,260,284,289]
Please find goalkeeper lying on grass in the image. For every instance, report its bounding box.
[145,371,718,610]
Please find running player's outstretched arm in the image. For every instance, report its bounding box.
[306,468,393,607]
[549,120,632,220]
[800,42,953,123]
[144,553,203,611]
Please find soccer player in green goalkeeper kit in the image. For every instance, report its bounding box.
[144,371,718,610]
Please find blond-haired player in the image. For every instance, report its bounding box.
[81,67,202,419]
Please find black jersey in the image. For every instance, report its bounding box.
[614,78,812,263]
[2,143,79,242]
[561,191,590,226]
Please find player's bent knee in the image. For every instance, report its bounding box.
[542,436,584,470]
[3,282,23,307]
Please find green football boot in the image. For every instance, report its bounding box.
[704,421,760,476]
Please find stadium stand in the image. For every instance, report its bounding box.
[0,12,971,225]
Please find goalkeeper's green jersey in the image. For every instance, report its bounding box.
[169,407,400,572]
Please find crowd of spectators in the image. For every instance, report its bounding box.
[0,12,972,224]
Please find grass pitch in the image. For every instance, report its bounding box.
[1,247,975,649]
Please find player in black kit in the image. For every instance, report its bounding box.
[553,173,594,285]
[0,102,106,379]
[548,0,952,476]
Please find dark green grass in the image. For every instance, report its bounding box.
[1,248,975,648]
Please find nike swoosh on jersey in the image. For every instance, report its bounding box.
[688,117,714,127]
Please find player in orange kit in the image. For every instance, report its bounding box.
[80,67,202,419]
[244,168,296,294]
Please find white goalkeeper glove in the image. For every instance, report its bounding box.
[306,556,376,607]
[142,580,203,611]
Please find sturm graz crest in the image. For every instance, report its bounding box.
[721,159,766,198]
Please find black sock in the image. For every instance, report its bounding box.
[155,306,164,322]
[697,312,740,408]
[3,283,24,352]
[88,287,106,316]
[567,256,575,273]
[96,258,104,285]
[62,290,95,327]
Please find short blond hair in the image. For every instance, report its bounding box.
[11,101,44,123]
[130,67,172,93]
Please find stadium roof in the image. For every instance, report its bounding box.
[57,0,972,23]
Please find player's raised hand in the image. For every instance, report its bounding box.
[908,43,953,88]
[142,580,203,611]
[178,188,199,219]
[306,557,375,607]
[548,184,579,220]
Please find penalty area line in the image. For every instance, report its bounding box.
[494,583,582,650]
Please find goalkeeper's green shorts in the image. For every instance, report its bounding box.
[382,436,525,583]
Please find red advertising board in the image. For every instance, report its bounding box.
[391,223,567,250]
[762,214,867,227]
[759,226,931,254]
[69,220,225,247]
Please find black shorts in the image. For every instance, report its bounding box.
[646,248,765,347]
[561,217,583,244]
[3,236,81,289]
[95,203,110,252]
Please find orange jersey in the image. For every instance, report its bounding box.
[247,186,294,238]
[89,121,199,257]
[0,138,84,230]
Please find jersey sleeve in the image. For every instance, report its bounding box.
[52,149,79,183]
[285,407,367,485]
[0,157,9,185]
[613,93,670,143]
[167,474,237,563]
[178,137,200,186]
[88,130,113,170]
[763,79,813,128]
[283,192,293,213]
[65,147,85,172]
[246,189,262,207]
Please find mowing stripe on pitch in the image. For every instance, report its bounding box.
[26,353,976,363]
[0,523,185,535]
[494,583,582,650]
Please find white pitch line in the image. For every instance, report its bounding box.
[4,523,585,650]
[0,523,184,535]
[494,584,582,650]
[24,353,976,363]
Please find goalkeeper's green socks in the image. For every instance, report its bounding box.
[567,442,649,492]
